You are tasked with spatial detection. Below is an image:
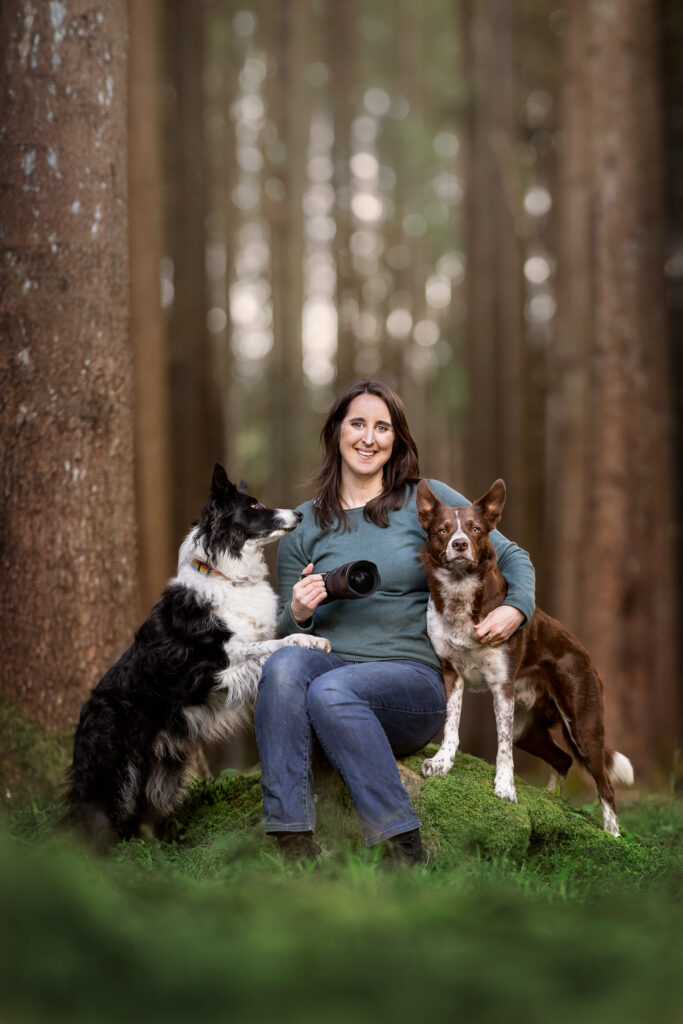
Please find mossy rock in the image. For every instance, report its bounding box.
[400,746,661,882]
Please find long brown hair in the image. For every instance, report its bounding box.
[312,380,421,530]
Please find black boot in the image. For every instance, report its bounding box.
[271,831,320,864]
[382,828,430,867]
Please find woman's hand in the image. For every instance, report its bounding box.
[474,605,524,647]
[291,563,328,625]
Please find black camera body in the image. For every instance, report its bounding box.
[309,560,381,600]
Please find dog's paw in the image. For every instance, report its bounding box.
[421,755,453,778]
[306,635,331,652]
[287,634,331,652]
[494,778,518,803]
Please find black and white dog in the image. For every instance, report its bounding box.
[65,463,329,850]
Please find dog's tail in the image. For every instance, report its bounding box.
[606,749,635,787]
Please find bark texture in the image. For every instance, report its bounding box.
[0,0,136,728]
[550,0,679,769]
[129,0,172,609]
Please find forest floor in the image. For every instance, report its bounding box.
[1,742,682,1024]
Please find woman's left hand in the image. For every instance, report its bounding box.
[474,606,524,646]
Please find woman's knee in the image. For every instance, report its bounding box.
[305,670,357,721]
[257,644,340,709]
[258,645,310,700]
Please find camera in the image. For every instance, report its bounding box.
[302,560,381,600]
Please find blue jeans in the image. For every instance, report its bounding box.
[254,647,446,846]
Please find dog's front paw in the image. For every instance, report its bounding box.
[421,754,453,778]
[494,777,518,803]
[287,634,331,652]
[306,635,331,652]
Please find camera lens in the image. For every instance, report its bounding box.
[316,560,380,600]
[348,568,374,594]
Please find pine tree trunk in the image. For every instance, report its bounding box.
[328,0,356,387]
[462,0,526,543]
[0,0,136,728]
[552,0,679,770]
[268,0,310,506]
[165,1,222,541]
[129,0,173,609]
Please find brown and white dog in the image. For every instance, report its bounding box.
[416,478,633,836]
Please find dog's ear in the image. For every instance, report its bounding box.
[473,479,506,529]
[416,479,443,529]
[211,463,236,499]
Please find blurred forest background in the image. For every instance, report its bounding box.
[1,0,682,787]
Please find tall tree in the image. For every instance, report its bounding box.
[267,0,311,506]
[549,0,679,769]
[461,0,528,547]
[0,0,136,728]
[327,0,356,387]
[129,0,173,610]
[164,0,223,541]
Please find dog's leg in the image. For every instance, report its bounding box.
[491,681,518,803]
[552,688,622,836]
[545,770,563,795]
[226,635,330,665]
[422,665,463,777]
[513,713,573,796]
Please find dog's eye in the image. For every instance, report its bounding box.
[438,527,448,536]
[471,526,480,534]
[250,502,264,511]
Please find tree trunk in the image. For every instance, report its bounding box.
[129,0,173,611]
[461,0,526,543]
[548,0,592,631]
[328,0,356,387]
[551,0,680,770]
[268,0,310,507]
[164,1,222,541]
[0,0,136,728]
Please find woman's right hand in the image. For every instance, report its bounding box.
[291,563,328,625]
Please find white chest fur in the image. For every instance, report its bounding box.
[422,569,516,802]
[216,580,278,641]
[426,573,509,691]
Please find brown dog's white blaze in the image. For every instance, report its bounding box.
[418,477,634,836]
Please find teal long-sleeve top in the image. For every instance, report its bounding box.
[276,479,536,673]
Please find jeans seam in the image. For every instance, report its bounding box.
[264,822,313,834]
[302,718,314,830]
[366,703,446,715]
[306,704,351,793]
[365,817,422,847]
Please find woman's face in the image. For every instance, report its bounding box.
[338,393,395,484]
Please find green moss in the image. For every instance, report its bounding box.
[0,694,73,805]
[400,747,668,894]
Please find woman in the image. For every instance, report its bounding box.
[254,380,535,865]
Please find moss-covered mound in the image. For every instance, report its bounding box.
[400,746,662,889]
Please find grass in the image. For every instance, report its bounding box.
[1,747,682,1024]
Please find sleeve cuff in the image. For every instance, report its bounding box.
[278,603,316,636]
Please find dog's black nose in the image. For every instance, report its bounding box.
[295,510,303,522]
